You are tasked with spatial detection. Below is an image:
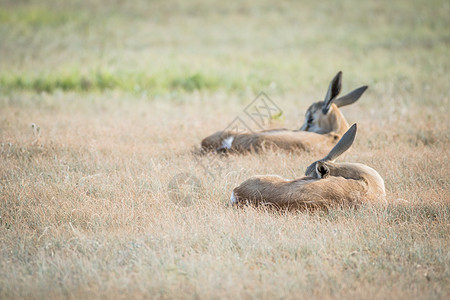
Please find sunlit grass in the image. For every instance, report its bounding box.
[0,87,448,299]
[0,0,449,299]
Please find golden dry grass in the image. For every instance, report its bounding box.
[1,0,450,299]
[0,91,449,299]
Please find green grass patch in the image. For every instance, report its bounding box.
[170,73,220,92]
[0,70,253,94]
[0,0,447,99]
[0,8,78,27]
[0,71,117,93]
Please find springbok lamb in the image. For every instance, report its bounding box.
[201,71,368,154]
[230,124,386,209]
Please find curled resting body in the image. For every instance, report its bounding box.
[231,124,386,210]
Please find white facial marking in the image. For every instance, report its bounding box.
[221,136,234,149]
[230,191,237,204]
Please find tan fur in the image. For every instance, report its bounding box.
[300,103,349,136]
[201,103,346,153]
[233,162,386,209]
[201,72,367,154]
[202,129,340,153]
[231,124,386,210]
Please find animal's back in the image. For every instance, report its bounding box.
[233,175,368,209]
[257,131,339,152]
[221,130,339,153]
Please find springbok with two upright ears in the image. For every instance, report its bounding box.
[201,71,368,154]
[230,124,386,210]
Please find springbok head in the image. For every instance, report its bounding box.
[300,72,367,136]
[305,123,358,178]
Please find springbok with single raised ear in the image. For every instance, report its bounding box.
[201,71,368,154]
[230,124,386,209]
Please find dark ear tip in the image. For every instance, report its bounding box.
[349,123,358,136]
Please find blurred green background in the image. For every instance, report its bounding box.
[0,0,448,103]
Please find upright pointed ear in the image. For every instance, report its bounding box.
[322,123,357,162]
[322,71,342,115]
[334,86,368,107]
[316,161,330,179]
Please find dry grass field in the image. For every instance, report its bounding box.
[1,0,449,299]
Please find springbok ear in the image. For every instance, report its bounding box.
[316,161,330,178]
[322,123,357,162]
[322,71,342,115]
[334,86,368,107]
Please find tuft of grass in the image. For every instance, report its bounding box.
[170,73,220,92]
